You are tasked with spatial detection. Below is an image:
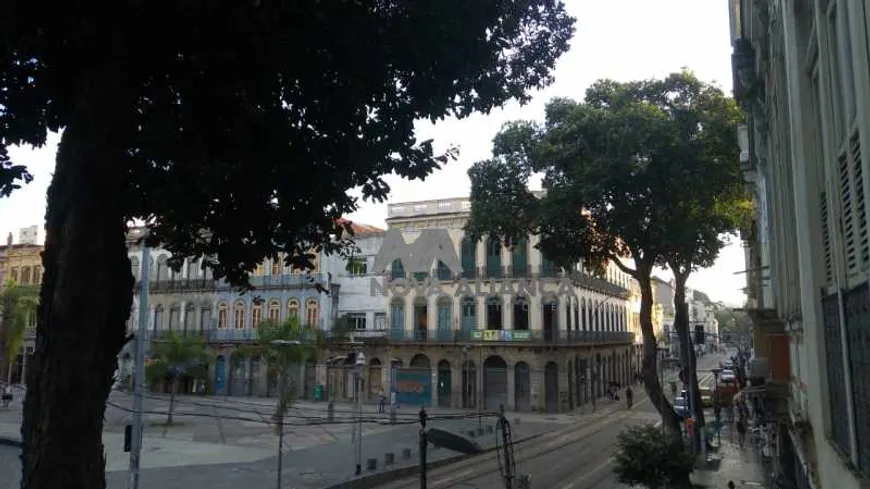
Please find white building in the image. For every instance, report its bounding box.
[729,0,870,487]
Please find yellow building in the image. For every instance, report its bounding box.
[0,231,43,383]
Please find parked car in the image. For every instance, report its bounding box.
[674,396,691,418]
[699,387,714,408]
[720,369,736,382]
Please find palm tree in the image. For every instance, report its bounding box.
[233,315,351,429]
[145,331,212,425]
[0,281,39,383]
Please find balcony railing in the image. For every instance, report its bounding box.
[134,273,327,292]
[387,328,634,345]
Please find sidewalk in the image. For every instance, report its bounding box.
[693,424,771,489]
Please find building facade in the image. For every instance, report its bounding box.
[0,229,43,384]
[339,197,635,413]
[730,0,870,488]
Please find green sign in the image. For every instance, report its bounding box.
[470,330,532,342]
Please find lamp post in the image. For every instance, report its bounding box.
[271,339,301,489]
[127,232,150,489]
[354,350,366,476]
[462,345,470,410]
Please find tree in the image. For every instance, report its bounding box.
[0,3,575,487]
[465,71,744,443]
[232,316,328,430]
[612,424,695,489]
[0,281,38,383]
[652,73,749,450]
[144,331,212,425]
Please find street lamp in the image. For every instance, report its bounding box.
[270,339,301,489]
[354,350,366,476]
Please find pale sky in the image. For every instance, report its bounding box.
[0,0,747,306]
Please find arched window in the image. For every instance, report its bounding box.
[217,303,229,329]
[156,255,169,282]
[288,299,300,321]
[32,266,42,284]
[234,301,246,329]
[305,299,319,327]
[268,299,281,321]
[251,301,263,327]
[21,267,31,284]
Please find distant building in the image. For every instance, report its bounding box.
[325,197,635,413]
[0,229,43,384]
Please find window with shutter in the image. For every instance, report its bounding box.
[839,152,858,274]
[851,133,868,269]
[821,191,834,287]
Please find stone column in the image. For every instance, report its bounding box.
[506,362,516,411]
[503,294,513,330]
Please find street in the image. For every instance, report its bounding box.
[372,353,725,489]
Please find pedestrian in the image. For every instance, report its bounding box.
[625,386,633,409]
[736,416,747,448]
[378,389,385,413]
[1,383,12,408]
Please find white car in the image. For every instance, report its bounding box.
[720,369,736,382]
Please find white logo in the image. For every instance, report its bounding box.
[372,228,463,275]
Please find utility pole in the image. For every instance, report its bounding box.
[271,339,301,489]
[127,233,150,489]
[354,350,365,476]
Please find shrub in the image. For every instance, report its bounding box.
[612,424,695,489]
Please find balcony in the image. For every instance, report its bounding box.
[134,273,327,293]
[386,328,634,346]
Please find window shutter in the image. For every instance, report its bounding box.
[850,132,868,269]
[839,151,858,274]
[821,190,834,286]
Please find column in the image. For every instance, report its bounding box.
[428,295,438,338]
[179,300,187,332]
[475,240,486,277]
[452,359,463,408]
[503,294,513,330]
[557,299,567,335]
[506,362,516,411]
[477,295,487,330]
[404,294,413,334]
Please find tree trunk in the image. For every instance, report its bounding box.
[21,68,134,489]
[673,272,706,453]
[636,271,683,437]
[168,377,178,425]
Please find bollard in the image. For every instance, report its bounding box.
[327,400,335,422]
[486,425,494,434]
[367,458,378,472]
[402,448,412,460]
[384,452,395,465]
[476,427,484,436]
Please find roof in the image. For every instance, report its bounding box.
[336,218,384,236]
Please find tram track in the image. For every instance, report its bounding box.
[375,396,653,489]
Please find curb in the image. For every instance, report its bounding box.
[323,431,547,489]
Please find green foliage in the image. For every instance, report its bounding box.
[0,1,576,287]
[145,332,212,386]
[612,424,695,489]
[0,281,38,377]
[466,71,748,277]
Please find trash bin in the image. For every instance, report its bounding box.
[313,384,324,401]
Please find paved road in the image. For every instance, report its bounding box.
[373,353,726,489]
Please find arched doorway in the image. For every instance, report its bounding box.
[304,357,316,399]
[397,354,431,406]
[250,356,261,396]
[437,360,452,407]
[514,362,531,412]
[368,358,383,398]
[542,296,558,342]
[483,356,508,411]
[215,355,227,394]
[230,356,246,396]
[462,360,477,409]
[545,361,559,413]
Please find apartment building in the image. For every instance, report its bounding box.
[729,0,870,488]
